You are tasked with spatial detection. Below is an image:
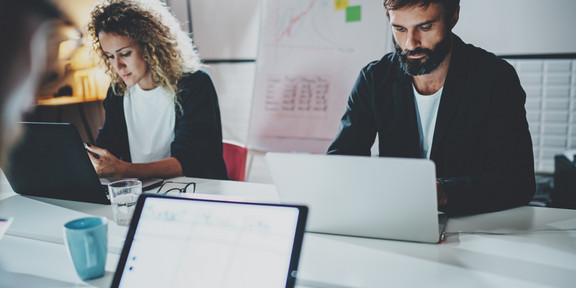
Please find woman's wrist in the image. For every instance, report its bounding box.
[114,161,131,178]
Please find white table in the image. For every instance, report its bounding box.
[0,176,575,288]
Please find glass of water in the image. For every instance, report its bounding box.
[108,179,142,226]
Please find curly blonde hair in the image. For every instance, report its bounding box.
[87,0,201,101]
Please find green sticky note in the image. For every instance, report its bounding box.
[346,5,361,22]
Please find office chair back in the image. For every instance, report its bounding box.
[222,140,248,181]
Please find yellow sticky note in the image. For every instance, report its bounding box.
[335,0,349,10]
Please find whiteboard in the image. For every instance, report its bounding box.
[248,0,391,153]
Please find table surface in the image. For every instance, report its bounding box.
[0,174,575,288]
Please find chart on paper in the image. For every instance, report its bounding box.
[264,75,330,115]
[249,0,391,153]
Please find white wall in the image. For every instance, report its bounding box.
[189,0,260,60]
[185,0,576,59]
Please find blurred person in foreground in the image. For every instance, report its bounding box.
[0,0,62,164]
[0,0,64,282]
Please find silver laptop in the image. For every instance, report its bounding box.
[266,153,447,244]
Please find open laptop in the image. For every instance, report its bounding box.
[3,122,162,204]
[266,153,447,244]
[111,194,308,288]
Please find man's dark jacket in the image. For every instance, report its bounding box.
[328,34,535,216]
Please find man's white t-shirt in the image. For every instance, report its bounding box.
[413,85,443,159]
[124,84,175,163]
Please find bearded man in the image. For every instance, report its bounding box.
[327,0,535,216]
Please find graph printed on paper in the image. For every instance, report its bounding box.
[270,0,356,53]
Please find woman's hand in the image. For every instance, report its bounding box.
[85,143,127,178]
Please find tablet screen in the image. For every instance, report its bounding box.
[112,195,307,288]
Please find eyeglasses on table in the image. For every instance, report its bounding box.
[154,181,196,195]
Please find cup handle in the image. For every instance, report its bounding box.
[84,233,97,268]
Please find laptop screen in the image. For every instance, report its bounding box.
[5,122,110,204]
[111,194,308,288]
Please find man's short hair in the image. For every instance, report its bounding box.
[383,0,460,18]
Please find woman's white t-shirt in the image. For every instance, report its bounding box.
[413,85,443,159]
[124,84,175,163]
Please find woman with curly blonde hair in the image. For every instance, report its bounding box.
[85,0,228,180]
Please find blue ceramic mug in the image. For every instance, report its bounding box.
[63,217,108,280]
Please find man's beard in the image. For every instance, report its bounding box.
[393,33,452,76]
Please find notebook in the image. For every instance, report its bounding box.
[111,194,308,288]
[266,153,447,244]
[3,122,162,204]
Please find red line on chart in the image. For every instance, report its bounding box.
[276,0,317,42]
